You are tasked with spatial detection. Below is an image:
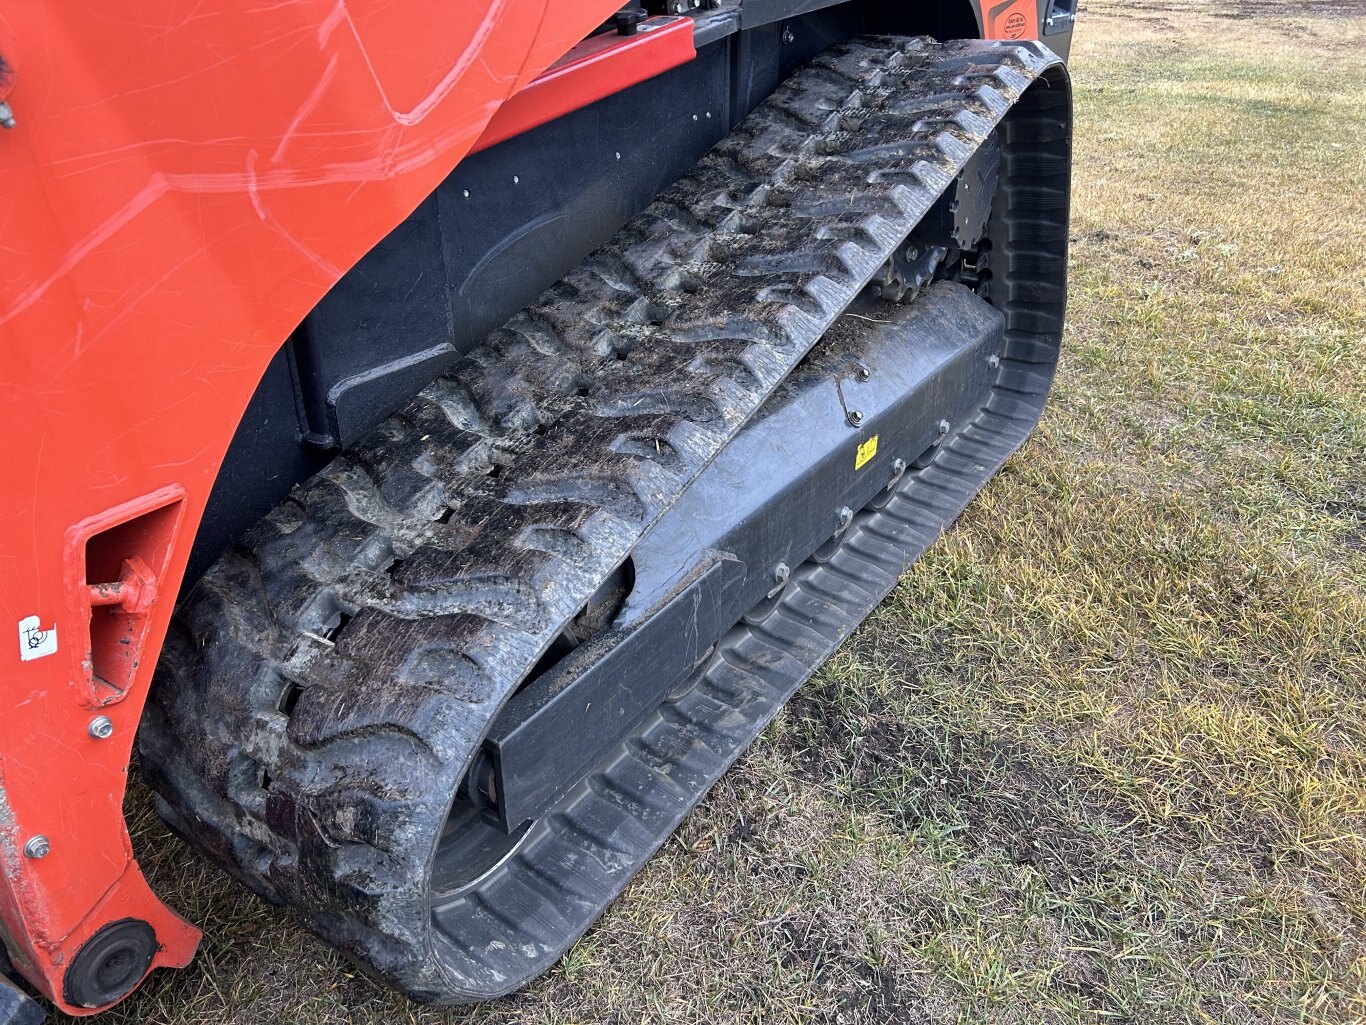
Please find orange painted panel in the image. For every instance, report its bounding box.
[0,1,622,1012]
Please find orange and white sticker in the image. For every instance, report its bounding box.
[984,0,1040,41]
[18,615,57,661]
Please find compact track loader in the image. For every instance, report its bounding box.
[0,0,1075,1017]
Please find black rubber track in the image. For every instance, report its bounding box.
[427,70,1073,995]
[142,36,1068,1001]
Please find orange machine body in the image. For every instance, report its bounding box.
[0,2,632,1012]
[0,0,1041,1014]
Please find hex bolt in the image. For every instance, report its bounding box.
[886,457,908,491]
[836,506,854,534]
[782,26,795,44]
[937,419,951,435]
[0,102,14,130]
[846,409,864,428]
[856,364,871,382]
[23,836,49,860]
[88,715,115,740]
[767,562,790,598]
[988,355,1001,369]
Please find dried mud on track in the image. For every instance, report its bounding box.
[90,1,1366,1023]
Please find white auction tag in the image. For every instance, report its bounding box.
[18,615,58,661]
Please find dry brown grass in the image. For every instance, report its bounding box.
[91,2,1366,1022]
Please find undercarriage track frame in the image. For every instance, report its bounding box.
[143,35,1070,1004]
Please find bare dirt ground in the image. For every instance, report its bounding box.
[88,1,1366,1022]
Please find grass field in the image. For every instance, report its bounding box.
[99,2,1366,1022]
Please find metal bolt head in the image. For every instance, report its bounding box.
[767,562,790,598]
[937,419,951,434]
[24,836,49,859]
[988,354,1001,369]
[0,102,14,130]
[782,26,795,44]
[886,457,908,491]
[89,715,115,740]
[836,506,854,532]
[846,409,864,428]
[856,365,871,382]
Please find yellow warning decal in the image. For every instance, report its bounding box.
[855,434,879,470]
